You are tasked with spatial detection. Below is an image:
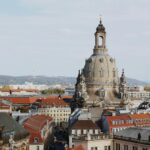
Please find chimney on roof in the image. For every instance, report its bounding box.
[143,111,147,114]
[9,90,12,95]
[112,112,116,116]
[137,133,141,140]
[64,144,68,150]
[58,95,61,100]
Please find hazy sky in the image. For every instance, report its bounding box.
[0,0,150,81]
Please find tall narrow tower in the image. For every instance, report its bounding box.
[75,18,119,106]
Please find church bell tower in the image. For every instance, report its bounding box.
[94,19,107,54]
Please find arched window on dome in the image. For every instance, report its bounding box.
[98,36,103,47]
[113,69,116,77]
[100,69,104,77]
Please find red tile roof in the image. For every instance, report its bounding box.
[106,113,150,133]
[0,96,38,104]
[0,95,71,105]
[40,96,69,107]
[106,115,134,130]
[129,114,150,119]
[23,114,52,132]
[23,114,53,144]
[71,120,99,130]
[62,95,73,99]
[67,145,85,150]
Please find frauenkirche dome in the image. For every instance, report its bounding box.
[74,19,121,107]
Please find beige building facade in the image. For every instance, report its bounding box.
[38,106,71,125]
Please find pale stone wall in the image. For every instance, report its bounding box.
[74,139,113,150]
[29,144,44,150]
[114,139,150,150]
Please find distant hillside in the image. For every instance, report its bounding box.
[0,75,76,85]
[126,78,149,86]
[0,75,148,86]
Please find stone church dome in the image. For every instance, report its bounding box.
[75,19,120,106]
[82,19,119,102]
[83,52,118,87]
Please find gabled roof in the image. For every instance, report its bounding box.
[23,114,53,144]
[23,114,52,132]
[0,96,38,104]
[71,120,99,130]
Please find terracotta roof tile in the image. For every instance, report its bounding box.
[67,145,85,150]
[106,113,150,131]
[40,96,69,107]
[0,96,38,104]
[23,114,52,132]
[129,114,150,119]
[71,120,99,130]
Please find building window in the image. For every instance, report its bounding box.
[91,147,97,150]
[104,146,111,150]
[133,146,138,150]
[83,129,87,134]
[124,145,128,150]
[89,129,93,134]
[95,129,98,134]
[116,143,120,150]
[113,69,116,77]
[104,146,107,150]
[36,146,40,150]
[72,130,75,134]
[100,69,104,77]
[77,130,81,135]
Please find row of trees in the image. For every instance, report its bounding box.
[41,88,65,95]
[144,86,150,91]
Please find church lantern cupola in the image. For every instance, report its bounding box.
[94,18,107,54]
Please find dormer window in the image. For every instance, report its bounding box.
[34,137,39,144]
[72,129,75,135]
[77,129,81,135]
[83,129,87,134]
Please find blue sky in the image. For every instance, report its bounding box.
[0,0,150,81]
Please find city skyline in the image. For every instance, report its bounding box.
[0,0,150,81]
